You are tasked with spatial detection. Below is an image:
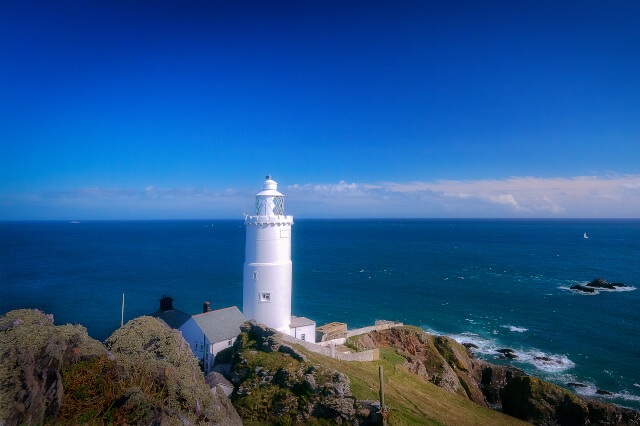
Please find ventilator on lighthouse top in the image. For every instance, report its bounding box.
[242,176,294,334]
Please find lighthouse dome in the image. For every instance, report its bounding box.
[256,177,283,197]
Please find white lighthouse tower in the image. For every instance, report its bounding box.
[242,176,294,334]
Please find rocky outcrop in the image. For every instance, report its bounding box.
[501,376,640,425]
[0,309,106,424]
[106,316,242,425]
[0,309,241,425]
[227,320,358,424]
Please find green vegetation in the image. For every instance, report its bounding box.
[296,347,528,426]
[343,336,362,352]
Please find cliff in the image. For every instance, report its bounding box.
[349,326,640,425]
[219,321,526,425]
[220,323,639,425]
[0,309,241,425]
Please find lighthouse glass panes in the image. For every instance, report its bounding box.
[256,195,284,216]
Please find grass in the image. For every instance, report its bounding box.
[295,346,528,426]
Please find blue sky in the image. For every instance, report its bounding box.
[1,1,639,219]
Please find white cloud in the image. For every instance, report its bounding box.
[285,174,640,218]
[5,174,639,219]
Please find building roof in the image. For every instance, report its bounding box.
[149,308,191,330]
[205,371,233,389]
[192,306,246,343]
[316,322,347,333]
[290,316,315,328]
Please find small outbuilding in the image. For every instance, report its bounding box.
[148,297,246,374]
[316,322,347,342]
[290,316,316,343]
[205,371,234,397]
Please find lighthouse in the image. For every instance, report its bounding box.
[242,176,294,334]
[242,176,316,341]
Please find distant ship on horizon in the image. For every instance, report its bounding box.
[584,232,589,239]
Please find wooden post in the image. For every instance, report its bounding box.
[121,293,124,327]
[379,365,387,426]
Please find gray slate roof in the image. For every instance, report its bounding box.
[149,308,191,330]
[192,306,246,343]
[290,316,315,328]
[205,371,233,388]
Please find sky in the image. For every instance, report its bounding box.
[1,1,639,219]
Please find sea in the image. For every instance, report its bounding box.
[1,219,639,408]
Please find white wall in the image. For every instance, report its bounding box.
[179,318,237,374]
[291,323,316,343]
[243,216,294,334]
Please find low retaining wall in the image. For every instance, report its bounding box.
[280,333,379,362]
[346,321,403,338]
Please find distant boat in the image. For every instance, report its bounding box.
[584,233,589,239]
[69,221,80,224]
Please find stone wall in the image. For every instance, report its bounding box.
[279,333,379,361]
[346,321,403,338]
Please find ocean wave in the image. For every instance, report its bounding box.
[559,375,640,403]
[502,325,528,333]
[439,331,574,373]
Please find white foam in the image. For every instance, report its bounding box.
[559,285,600,295]
[516,350,575,373]
[502,325,528,333]
[445,331,574,373]
[559,375,640,403]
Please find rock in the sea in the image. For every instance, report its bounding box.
[570,284,596,293]
[596,389,613,396]
[567,382,589,388]
[496,348,519,359]
[587,278,627,289]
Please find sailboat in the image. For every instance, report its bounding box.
[584,233,589,239]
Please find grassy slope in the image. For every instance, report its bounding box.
[297,346,528,426]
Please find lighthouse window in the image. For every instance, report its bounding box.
[253,271,258,280]
[259,292,271,302]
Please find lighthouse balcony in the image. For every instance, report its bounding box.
[245,215,294,226]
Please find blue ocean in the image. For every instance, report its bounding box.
[1,219,639,408]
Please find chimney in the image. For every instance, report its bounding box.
[203,301,211,313]
[159,295,173,311]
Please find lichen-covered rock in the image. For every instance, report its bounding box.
[474,361,525,408]
[229,320,358,424]
[0,310,242,425]
[105,316,242,425]
[0,309,106,425]
[500,376,588,425]
[501,376,640,425]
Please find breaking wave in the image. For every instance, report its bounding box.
[502,325,528,333]
[559,375,640,404]
[424,328,574,373]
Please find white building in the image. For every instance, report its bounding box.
[150,297,246,374]
[242,176,315,343]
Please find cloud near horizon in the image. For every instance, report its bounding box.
[2,174,639,219]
